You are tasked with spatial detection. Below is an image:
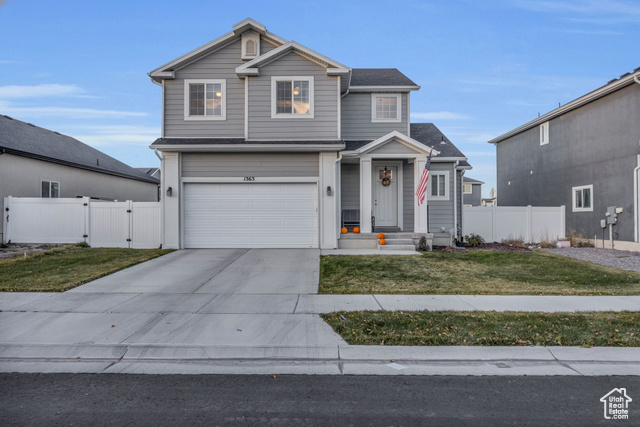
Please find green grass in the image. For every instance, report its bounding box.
[0,244,173,292]
[319,251,640,295]
[322,311,640,346]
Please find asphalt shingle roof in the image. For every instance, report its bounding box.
[0,115,158,183]
[350,68,418,87]
[463,177,484,184]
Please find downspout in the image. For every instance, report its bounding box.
[634,74,640,243]
[452,160,459,246]
[154,148,164,248]
[459,167,466,244]
[335,153,343,243]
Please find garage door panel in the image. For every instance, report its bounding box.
[184,183,318,248]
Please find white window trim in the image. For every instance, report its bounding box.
[540,121,549,146]
[572,184,593,212]
[183,79,227,121]
[463,184,473,194]
[429,171,450,201]
[271,76,314,119]
[241,32,260,60]
[41,180,60,198]
[371,93,402,123]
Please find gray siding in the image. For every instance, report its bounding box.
[463,183,482,206]
[0,154,158,242]
[427,163,455,233]
[340,163,360,209]
[165,38,245,138]
[341,93,409,140]
[496,83,640,241]
[403,161,414,231]
[247,52,339,140]
[181,153,319,177]
[368,139,419,155]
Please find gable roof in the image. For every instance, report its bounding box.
[148,18,287,82]
[463,177,484,184]
[350,130,440,156]
[490,67,640,144]
[349,68,420,91]
[235,41,350,77]
[0,115,159,184]
[409,123,468,160]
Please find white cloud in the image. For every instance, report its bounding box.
[67,125,159,147]
[411,111,470,120]
[0,101,147,119]
[513,0,640,23]
[0,84,85,99]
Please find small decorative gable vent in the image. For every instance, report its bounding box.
[241,31,260,60]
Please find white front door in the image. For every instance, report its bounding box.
[373,165,398,227]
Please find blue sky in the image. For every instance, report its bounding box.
[1,0,638,196]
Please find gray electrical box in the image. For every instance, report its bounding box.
[606,206,618,225]
[600,219,607,228]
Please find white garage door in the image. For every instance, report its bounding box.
[184,183,318,248]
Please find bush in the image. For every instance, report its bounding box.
[501,235,526,247]
[75,242,90,248]
[538,238,557,249]
[417,236,430,252]
[465,233,485,248]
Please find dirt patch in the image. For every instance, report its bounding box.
[433,242,531,253]
[0,244,63,260]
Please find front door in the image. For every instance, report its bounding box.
[373,165,398,227]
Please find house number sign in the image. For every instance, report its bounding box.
[244,176,255,181]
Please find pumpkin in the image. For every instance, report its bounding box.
[379,239,387,245]
[377,233,385,239]
[353,227,360,234]
[341,227,348,234]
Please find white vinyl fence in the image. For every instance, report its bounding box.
[463,205,566,243]
[3,197,161,249]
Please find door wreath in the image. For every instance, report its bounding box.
[381,177,391,187]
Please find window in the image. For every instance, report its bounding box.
[41,181,60,198]
[429,172,449,200]
[371,94,401,122]
[463,184,472,194]
[183,79,226,120]
[540,121,549,146]
[271,76,314,118]
[572,185,593,212]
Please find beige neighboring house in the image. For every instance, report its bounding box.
[0,115,160,242]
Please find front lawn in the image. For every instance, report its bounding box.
[322,311,640,346]
[319,251,640,295]
[0,244,173,292]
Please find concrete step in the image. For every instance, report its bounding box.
[383,239,414,245]
[379,244,416,251]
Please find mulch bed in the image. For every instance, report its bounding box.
[433,242,531,253]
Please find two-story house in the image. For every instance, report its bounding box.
[462,177,483,207]
[149,18,470,250]
[490,68,640,251]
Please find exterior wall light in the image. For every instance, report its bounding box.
[326,186,332,196]
[166,186,173,197]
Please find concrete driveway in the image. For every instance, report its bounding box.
[0,249,345,362]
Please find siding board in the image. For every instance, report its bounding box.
[341,93,409,140]
[181,153,320,177]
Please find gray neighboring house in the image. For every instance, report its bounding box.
[0,115,160,242]
[462,177,483,207]
[490,67,640,250]
[149,18,471,249]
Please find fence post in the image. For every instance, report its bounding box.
[127,200,133,249]
[83,197,90,246]
[491,204,497,242]
[3,196,10,244]
[526,205,532,243]
[560,205,566,239]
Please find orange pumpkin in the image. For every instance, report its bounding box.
[353,227,360,234]
[341,227,348,234]
[377,233,385,239]
[379,239,387,245]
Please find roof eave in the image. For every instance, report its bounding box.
[489,71,640,144]
[349,85,421,93]
[151,144,345,153]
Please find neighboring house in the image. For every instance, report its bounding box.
[489,68,640,250]
[481,197,497,207]
[0,115,160,242]
[137,167,162,200]
[462,177,483,207]
[149,18,470,249]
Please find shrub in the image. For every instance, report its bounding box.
[465,233,485,248]
[501,235,526,247]
[538,238,557,249]
[75,242,90,248]
[417,236,430,252]
[560,230,595,248]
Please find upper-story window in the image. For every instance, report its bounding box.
[41,180,60,198]
[463,184,472,194]
[271,76,314,118]
[372,93,402,123]
[540,121,549,146]
[183,79,226,120]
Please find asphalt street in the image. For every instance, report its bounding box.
[1,374,637,426]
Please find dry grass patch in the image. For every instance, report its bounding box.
[319,251,640,295]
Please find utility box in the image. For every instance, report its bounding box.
[606,206,618,225]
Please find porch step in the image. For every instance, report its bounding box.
[384,238,414,245]
[379,244,417,251]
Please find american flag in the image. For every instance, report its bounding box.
[415,151,432,206]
